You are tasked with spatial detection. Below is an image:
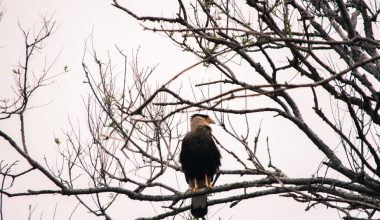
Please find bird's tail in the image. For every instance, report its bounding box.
[191,195,207,218]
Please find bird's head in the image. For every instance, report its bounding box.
[190,114,215,130]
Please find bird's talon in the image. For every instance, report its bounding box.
[191,177,199,192]
[192,186,199,192]
[205,173,212,189]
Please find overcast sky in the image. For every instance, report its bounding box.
[0,0,343,219]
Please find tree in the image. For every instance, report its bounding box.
[1,0,380,219]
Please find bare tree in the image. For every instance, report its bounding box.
[2,0,380,219]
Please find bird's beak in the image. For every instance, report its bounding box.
[207,117,215,124]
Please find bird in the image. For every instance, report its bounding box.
[179,114,221,218]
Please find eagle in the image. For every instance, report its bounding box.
[179,114,221,218]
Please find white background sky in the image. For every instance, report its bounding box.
[0,0,343,219]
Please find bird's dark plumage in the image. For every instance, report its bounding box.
[179,114,221,218]
[191,113,209,119]
[180,125,221,182]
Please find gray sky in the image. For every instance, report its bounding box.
[0,0,342,219]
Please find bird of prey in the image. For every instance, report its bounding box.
[179,114,221,218]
